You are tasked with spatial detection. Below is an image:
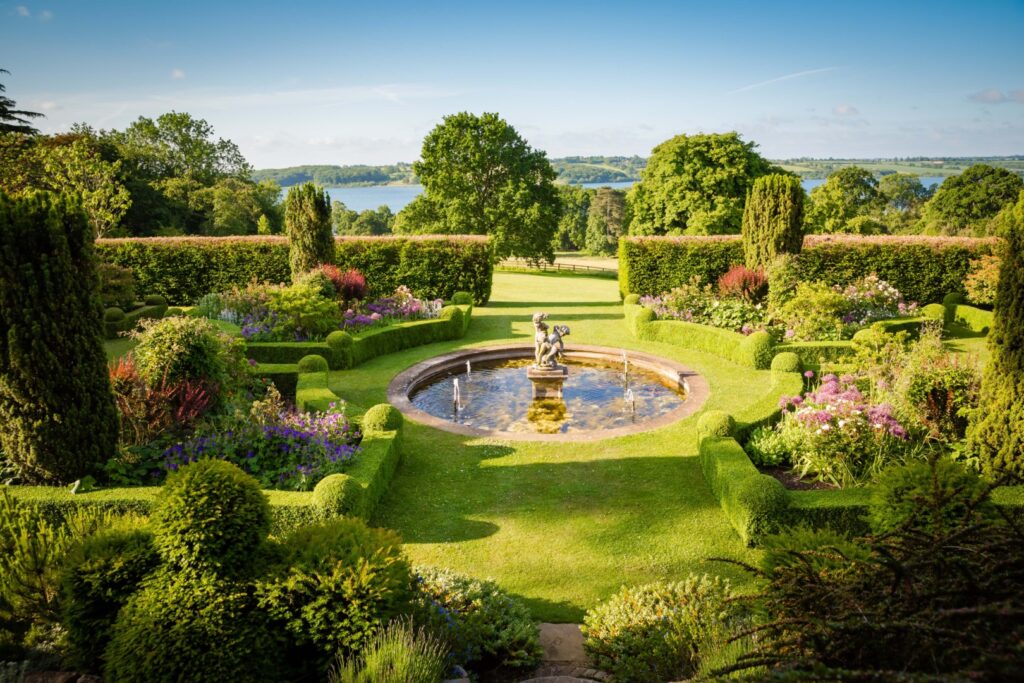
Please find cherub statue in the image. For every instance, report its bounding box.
[540,324,570,368]
[533,312,550,366]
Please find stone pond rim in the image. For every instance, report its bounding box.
[386,343,710,442]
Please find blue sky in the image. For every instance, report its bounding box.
[2,0,1022,167]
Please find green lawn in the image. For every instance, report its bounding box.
[332,272,783,621]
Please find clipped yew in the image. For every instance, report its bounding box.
[967,191,1024,477]
[285,182,333,279]
[742,173,805,269]
[0,192,119,483]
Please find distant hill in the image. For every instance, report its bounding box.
[253,156,1024,187]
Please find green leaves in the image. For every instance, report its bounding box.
[399,112,560,262]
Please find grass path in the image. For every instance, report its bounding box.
[333,272,777,621]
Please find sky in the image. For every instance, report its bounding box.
[2,0,1023,168]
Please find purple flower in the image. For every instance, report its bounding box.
[804,370,815,379]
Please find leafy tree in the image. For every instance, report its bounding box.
[627,132,778,236]
[285,183,333,278]
[0,69,43,135]
[331,200,359,235]
[585,187,627,255]
[191,177,281,236]
[256,214,273,235]
[918,164,1024,236]
[967,191,1024,477]
[741,173,805,269]
[396,112,560,262]
[804,166,882,233]
[0,192,119,483]
[554,184,592,250]
[0,133,131,237]
[352,206,394,236]
[878,173,932,212]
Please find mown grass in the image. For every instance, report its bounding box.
[333,272,783,621]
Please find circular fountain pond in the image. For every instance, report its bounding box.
[387,345,709,441]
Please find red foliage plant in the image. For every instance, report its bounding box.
[339,268,367,302]
[108,356,216,446]
[718,265,768,303]
[317,263,344,295]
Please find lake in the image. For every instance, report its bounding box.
[322,177,947,213]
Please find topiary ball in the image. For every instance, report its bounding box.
[737,475,789,543]
[440,305,464,327]
[164,307,183,317]
[623,293,641,305]
[942,292,964,307]
[326,330,353,350]
[104,571,281,683]
[921,303,946,320]
[362,403,403,433]
[736,330,775,369]
[451,291,473,305]
[851,328,877,344]
[144,294,167,307]
[150,459,271,577]
[104,307,126,322]
[313,473,360,518]
[697,410,735,443]
[770,352,802,374]
[61,525,160,670]
[298,354,329,374]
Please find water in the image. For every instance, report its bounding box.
[320,177,948,213]
[409,357,687,435]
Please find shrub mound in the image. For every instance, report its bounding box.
[362,403,403,433]
[297,353,329,374]
[312,473,360,518]
[150,459,271,577]
[770,351,802,374]
[697,410,735,442]
[581,575,741,683]
[412,565,543,671]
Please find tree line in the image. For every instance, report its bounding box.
[3,68,1022,260]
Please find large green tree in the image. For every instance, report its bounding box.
[0,133,132,237]
[918,164,1024,236]
[0,69,43,135]
[554,184,591,251]
[0,191,119,483]
[627,132,778,236]
[285,182,333,278]
[804,166,882,233]
[967,191,1024,478]
[396,112,560,262]
[741,173,805,269]
[585,187,628,255]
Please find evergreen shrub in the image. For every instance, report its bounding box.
[0,192,119,484]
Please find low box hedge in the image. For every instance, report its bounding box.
[698,436,788,546]
[103,302,168,339]
[948,303,993,334]
[624,302,775,369]
[775,340,855,367]
[619,234,1000,305]
[97,235,494,306]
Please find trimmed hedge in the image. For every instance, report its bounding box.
[619,235,1000,304]
[776,340,855,368]
[624,302,774,369]
[948,303,993,334]
[246,304,472,372]
[698,436,788,545]
[97,235,494,306]
[103,302,168,339]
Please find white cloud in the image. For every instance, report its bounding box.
[728,67,838,94]
[170,68,186,80]
[967,88,1024,104]
[833,104,859,117]
[38,100,59,111]
[15,5,29,16]
[38,9,52,21]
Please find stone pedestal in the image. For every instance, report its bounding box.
[527,365,568,399]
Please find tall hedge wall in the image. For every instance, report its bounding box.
[97,235,494,306]
[619,235,1000,304]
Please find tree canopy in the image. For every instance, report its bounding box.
[918,164,1024,236]
[804,166,882,233]
[627,132,779,236]
[0,69,43,135]
[395,112,561,262]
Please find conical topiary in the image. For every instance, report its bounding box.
[285,182,334,280]
[967,191,1024,478]
[0,191,119,483]
[742,173,805,270]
